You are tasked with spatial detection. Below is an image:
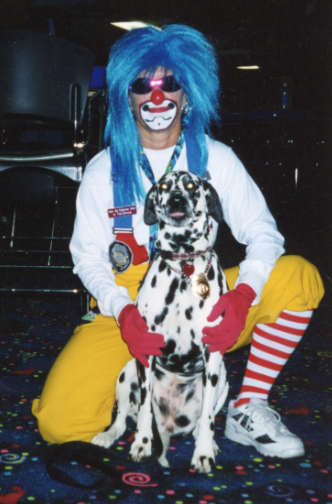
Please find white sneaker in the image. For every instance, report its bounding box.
[224,398,305,459]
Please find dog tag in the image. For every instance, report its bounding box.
[183,263,195,277]
[191,273,210,300]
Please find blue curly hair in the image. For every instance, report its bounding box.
[105,24,220,205]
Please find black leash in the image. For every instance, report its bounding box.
[45,441,124,491]
[45,436,162,491]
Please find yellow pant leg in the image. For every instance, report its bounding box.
[31,264,148,444]
[224,255,324,352]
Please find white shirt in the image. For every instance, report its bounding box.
[70,136,285,320]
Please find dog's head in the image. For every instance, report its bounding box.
[144,171,222,250]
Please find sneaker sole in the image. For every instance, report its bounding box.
[224,426,305,459]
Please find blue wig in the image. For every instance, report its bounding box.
[105,24,220,206]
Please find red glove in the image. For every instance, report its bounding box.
[202,283,256,354]
[118,304,165,368]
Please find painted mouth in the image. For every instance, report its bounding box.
[148,106,171,113]
[145,116,172,124]
[140,99,178,131]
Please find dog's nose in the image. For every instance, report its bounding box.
[172,191,184,202]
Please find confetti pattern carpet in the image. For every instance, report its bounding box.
[0,293,331,504]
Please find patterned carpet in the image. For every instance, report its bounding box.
[0,292,331,504]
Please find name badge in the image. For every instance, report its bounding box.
[109,241,133,273]
[108,205,137,218]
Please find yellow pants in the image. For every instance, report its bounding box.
[31,255,324,444]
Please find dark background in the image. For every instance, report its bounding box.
[0,0,331,297]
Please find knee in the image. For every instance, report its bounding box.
[278,255,325,309]
[32,399,96,444]
[32,399,66,444]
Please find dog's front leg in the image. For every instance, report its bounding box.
[130,357,154,462]
[191,348,225,473]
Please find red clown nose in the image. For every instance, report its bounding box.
[151,89,165,105]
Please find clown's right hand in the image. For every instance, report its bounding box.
[118,304,165,368]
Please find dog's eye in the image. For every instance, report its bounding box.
[160,183,168,190]
[187,182,195,189]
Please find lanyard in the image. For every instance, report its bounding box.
[113,131,185,255]
[140,130,185,185]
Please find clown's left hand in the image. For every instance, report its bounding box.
[202,283,256,354]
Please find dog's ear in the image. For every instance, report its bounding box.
[203,180,223,223]
[144,184,159,225]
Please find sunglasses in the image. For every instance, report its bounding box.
[129,75,183,95]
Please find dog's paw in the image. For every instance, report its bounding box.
[191,446,215,473]
[213,439,220,457]
[91,431,117,449]
[130,438,152,462]
[158,455,170,468]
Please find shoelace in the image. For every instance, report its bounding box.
[241,403,282,433]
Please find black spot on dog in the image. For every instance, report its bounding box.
[151,275,157,288]
[199,300,204,309]
[155,368,165,380]
[139,447,143,454]
[159,221,165,230]
[180,280,187,292]
[129,391,137,405]
[202,371,207,387]
[143,437,148,444]
[137,361,146,381]
[154,307,168,325]
[140,387,147,406]
[131,382,138,391]
[165,277,179,305]
[164,232,171,239]
[217,271,224,295]
[163,339,176,355]
[175,415,191,428]
[158,260,167,273]
[151,324,156,331]
[158,397,170,416]
[176,382,188,392]
[177,326,181,333]
[211,374,218,387]
[204,346,210,363]
[185,306,193,320]
[119,372,125,383]
[190,329,195,339]
[185,389,195,403]
[207,265,215,281]
[210,422,215,431]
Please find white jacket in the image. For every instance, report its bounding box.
[70,136,285,320]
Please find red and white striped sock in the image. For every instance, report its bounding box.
[234,309,313,408]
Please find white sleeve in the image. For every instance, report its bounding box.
[69,160,134,320]
[209,141,285,304]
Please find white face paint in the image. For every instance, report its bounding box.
[139,99,178,131]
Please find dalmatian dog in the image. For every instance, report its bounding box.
[92,171,229,473]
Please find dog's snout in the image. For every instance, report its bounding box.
[172,190,184,200]
[170,190,186,205]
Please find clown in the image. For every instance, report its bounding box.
[129,69,185,132]
[32,25,324,461]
